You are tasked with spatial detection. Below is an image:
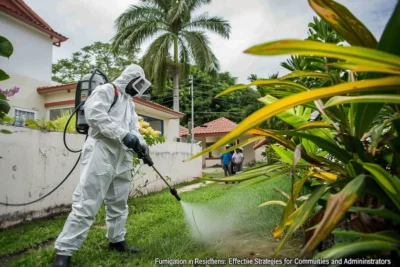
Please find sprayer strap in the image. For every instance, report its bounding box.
[108,83,119,113]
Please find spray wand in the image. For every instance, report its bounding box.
[151,165,181,201]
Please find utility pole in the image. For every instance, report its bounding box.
[189,75,194,154]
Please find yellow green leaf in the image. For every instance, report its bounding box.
[280,70,334,81]
[362,163,400,209]
[301,175,366,256]
[272,145,294,165]
[328,62,400,75]
[239,168,292,189]
[308,0,377,48]
[244,40,400,73]
[186,76,400,162]
[273,188,291,200]
[274,184,330,255]
[324,94,400,108]
[258,200,287,208]
[272,206,302,238]
[294,121,335,131]
[215,79,308,98]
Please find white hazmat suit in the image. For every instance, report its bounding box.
[54,65,147,256]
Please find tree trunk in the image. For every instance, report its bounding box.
[173,36,179,112]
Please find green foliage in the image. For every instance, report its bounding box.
[112,0,231,110]
[0,36,14,134]
[52,41,140,84]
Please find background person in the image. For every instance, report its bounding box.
[232,148,244,174]
[220,145,232,177]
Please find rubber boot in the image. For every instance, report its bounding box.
[52,254,71,267]
[109,240,141,253]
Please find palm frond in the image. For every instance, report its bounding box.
[112,20,167,53]
[184,13,231,38]
[182,30,220,73]
[114,5,166,32]
[142,33,173,93]
[139,0,171,13]
[168,0,189,23]
[187,0,212,12]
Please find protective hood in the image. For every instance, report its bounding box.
[112,64,150,97]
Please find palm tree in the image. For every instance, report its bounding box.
[112,0,231,112]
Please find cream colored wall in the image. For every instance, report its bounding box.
[44,89,76,103]
[239,135,256,166]
[0,126,202,227]
[164,118,180,141]
[255,147,267,162]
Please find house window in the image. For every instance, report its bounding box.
[49,107,74,120]
[137,114,164,135]
[14,108,36,120]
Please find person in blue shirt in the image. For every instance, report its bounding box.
[220,145,233,177]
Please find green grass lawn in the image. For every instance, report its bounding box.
[0,172,299,267]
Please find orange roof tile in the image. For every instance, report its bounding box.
[0,0,68,46]
[181,117,237,137]
[180,126,189,137]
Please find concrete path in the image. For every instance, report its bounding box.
[202,167,223,174]
[177,181,213,193]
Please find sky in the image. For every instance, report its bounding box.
[25,0,397,84]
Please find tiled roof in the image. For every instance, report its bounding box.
[38,82,184,118]
[0,0,68,46]
[133,97,184,118]
[37,83,76,94]
[181,117,237,136]
[180,126,189,137]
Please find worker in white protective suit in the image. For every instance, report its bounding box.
[52,65,154,267]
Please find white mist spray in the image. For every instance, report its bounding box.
[180,201,238,243]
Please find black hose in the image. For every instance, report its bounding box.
[63,102,84,153]
[0,153,81,206]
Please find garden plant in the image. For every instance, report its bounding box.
[190,0,400,261]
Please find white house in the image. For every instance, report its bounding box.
[0,0,181,139]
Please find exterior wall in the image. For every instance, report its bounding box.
[204,136,224,168]
[1,72,52,119]
[255,147,267,162]
[0,13,53,82]
[164,118,180,141]
[0,126,202,228]
[44,89,76,104]
[239,136,256,166]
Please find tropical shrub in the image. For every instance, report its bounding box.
[0,36,15,134]
[190,0,400,261]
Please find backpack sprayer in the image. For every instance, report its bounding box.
[0,68,180,207]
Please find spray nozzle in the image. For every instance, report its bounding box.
[170,188,181,201]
